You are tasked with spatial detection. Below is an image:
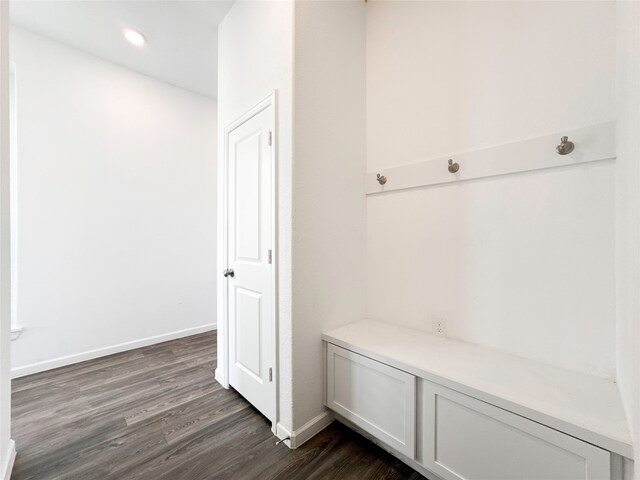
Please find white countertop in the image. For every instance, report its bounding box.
[323,319,633,459]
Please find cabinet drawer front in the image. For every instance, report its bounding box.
[422,381,611,480]
[326,344,416,458]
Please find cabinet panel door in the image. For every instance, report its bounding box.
[326,344,416,458]
[421,381,611,480]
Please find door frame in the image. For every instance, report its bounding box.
[219,91,279,431]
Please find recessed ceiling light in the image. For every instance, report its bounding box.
[123,27,147,47]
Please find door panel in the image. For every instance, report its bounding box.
[226,103,274,422]
[234,287,262,380]
[234,132,261,261]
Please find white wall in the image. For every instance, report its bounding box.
[216,0,295,431]
[292,1,366,431]
[10,27,218,375]
[0,3,15,479]
[217,1,366,438]
[366,1,617,379]
[616,1,640,476]
[217,0,629,452]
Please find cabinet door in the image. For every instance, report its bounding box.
[326,344,416,458]
[421,381,611,480]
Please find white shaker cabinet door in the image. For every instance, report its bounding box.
[421,380,611,480]
[326,344,416,458]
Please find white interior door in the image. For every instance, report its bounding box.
[225,102,275,422]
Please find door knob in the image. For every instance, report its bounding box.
[223,269,235,278]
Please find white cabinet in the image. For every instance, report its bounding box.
[325,344,416,458]
[323,320,632,480]
[324,338,617,480]
[421,381,611,480]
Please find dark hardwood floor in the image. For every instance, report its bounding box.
[11,331,425,480]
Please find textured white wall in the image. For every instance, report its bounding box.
[292,1,366,430]
[216,0,295,431]
[217,1,366,435]
[217,0,625,445]
[616,1,640,477]
[366,1,617,379]
[10,27,218,375]
[367,1,615,172]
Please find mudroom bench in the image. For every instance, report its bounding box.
[322,320,634,480]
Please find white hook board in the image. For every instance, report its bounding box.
[366,121,615,195]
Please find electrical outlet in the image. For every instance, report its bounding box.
[432,317,447,337]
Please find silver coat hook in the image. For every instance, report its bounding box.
[448,159,460,173]
[376,173,387,185]
[556,136,575,155]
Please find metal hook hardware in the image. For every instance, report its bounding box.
[556,136,575,155]
[448,159,460,173]
[376,173,387,185]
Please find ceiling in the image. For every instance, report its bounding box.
[10,0,234,99]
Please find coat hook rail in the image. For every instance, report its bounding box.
[367,122,614,195]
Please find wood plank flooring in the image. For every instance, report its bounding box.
[11,332,425,480]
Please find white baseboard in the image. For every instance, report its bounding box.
[214,368,229,389]
[11,324,216,378]
[276,410,334,449]
[1,439,16,480]
[275,422,292,448]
